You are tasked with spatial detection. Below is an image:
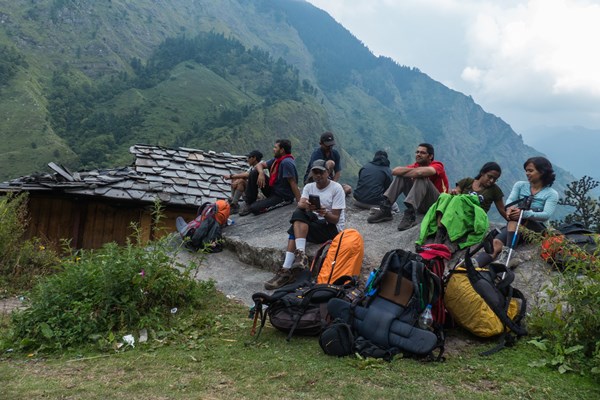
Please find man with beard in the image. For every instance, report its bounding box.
[264,159,346,290]
[240,139,300,216]
[367,143,449,231]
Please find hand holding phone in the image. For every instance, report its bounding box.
[308,194,321,210]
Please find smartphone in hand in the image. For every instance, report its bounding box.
[308,194,321,209]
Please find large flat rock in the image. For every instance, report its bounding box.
[178,198,559,308]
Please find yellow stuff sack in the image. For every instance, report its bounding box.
[444,266,523,338]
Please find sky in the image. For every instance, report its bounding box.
[306,0,600,160]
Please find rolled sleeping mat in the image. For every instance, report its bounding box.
[328,297,438,355]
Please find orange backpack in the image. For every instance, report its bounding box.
[311,229,364,284]
[211,199,231,226]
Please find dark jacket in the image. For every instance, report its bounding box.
[353,155,393,205]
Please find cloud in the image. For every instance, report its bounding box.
[307,0,600,131]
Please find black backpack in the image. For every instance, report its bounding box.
[326,249,444,361]
[249,271,362,342]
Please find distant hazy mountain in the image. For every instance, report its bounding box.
[523,126,600,181]
[0,0,575,205]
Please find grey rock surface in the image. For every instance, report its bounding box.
[178,198,558,307]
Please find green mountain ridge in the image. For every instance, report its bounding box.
[0,0,574,210]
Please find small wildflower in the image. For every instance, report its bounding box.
[139,269,145,277]
[39,245,45,251]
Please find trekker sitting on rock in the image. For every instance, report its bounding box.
[264,159,346,290]
[368,143,449,231]
[451,162,508,220]
[240,139,300,216]
[353,150,394,210]
[223,149,263,214]
[472,156,558,268]
[304,132,342,184]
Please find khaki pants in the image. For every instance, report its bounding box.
[384,176,440,214]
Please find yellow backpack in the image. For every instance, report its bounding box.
[444,253,527,354]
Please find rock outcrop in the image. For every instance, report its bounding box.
[183,198,558,308]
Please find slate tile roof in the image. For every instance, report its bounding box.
[0,144,249,208]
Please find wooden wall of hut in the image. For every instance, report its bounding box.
[24,194,197,250]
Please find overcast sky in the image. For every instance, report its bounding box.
[306,0,600,145]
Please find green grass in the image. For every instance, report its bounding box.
[1,290,598,400]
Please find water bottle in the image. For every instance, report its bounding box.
[418,304,434,330]
[227,218,235,226]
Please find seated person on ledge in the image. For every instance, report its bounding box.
[451,161,507,221]
[240,139,300,216]
[353,150,393,209]
[368,143,449,231]
[264,159,346,290]
[223,149,263,214]
[473,156,558,268]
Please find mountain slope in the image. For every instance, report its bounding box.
[0,0,573,204]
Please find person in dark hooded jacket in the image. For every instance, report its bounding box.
[353,150,393,209]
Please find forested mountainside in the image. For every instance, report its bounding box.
[0,0,573,200]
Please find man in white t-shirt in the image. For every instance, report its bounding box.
[264,159,346,290]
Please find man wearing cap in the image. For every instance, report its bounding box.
[303,131,342,184]
[368,143,449,231]
[265,159,346,290]
[223,150,263,214]
[240,139,301,216]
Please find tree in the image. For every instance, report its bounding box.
[557,176,600,232]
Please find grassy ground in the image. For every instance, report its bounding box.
[1,290,598,400]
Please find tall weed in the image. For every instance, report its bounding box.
[6,235,212,351]
[527,232,600,375]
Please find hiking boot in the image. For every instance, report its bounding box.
[367,202,392,223]
[264,268,294,290]
[497,247,523,269]
[291,249,309,270]
[239,204,251,216]
[397,208,417,231]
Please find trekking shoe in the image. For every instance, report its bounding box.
[291,249,309,270]
[264,268,294,290]
[239,204,251,216]
[497,247,523,269]
[367,203,392,223]
[397,209,417,231]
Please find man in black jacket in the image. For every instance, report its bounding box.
[353,150,393,209]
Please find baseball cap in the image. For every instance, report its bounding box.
[311,159,327,171]
[245,150,263,161]
[320,132,336,146]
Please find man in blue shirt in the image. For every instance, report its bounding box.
[303,132,342,184]
[240,139,301,216]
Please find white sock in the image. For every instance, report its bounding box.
[283,251,295,269]
[295,238,307,252]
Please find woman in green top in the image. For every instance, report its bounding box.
[451,162,507,221]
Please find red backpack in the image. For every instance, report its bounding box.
[416,243,451,325]
[177,200,231,252]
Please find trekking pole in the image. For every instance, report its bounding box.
[504,196,533,269]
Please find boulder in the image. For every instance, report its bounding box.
[187,198,558,307]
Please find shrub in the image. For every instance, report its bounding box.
[6,236,211,351]
[0,193,59,291]
[527,235,600,375]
